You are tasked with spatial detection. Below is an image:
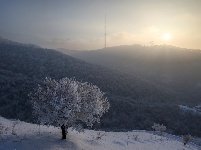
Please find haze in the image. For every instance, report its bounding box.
[0,0,201,50]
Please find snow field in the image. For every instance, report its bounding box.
[0,116,200,150]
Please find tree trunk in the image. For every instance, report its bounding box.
[61,124,68,139]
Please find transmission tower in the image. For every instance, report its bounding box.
[104,13,107,48]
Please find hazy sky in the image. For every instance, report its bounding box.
[0,0,201,50]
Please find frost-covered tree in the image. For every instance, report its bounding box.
[152,123,166,136]
[29,77,110,139]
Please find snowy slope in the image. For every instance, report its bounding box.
[179,105,201,115]
[0,116,200,150]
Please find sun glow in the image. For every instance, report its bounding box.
[163,34,171,41]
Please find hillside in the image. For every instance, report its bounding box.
[1,38,201,137]
[0,39,175,101]
[0,116,200,150]
[59,45,201,104]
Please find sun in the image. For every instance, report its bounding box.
[163,33,171,41]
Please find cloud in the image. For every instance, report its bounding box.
[49,32,144,50]
[49,37,104,50]
[107,32,141,46]
[51,31,142,50]
[148,26,159,33]
[49,31,162,50]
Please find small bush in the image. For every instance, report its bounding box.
[183,134,192,146]
[0,122,9,141]
[0,123,4,135]
[152,123,166,136]
[96,132,106,140]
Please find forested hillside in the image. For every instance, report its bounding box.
[0,38,201,137]
[60,45,201,103]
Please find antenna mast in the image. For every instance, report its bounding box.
[104,13,107,48]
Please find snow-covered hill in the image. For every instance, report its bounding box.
[0,116,200,150]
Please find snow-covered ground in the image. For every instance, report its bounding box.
[0,116,200,150]
[179,105,201,115]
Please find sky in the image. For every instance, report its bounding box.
[0,0,201,50]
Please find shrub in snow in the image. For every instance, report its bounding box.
[183,134,192,146]
[0,123,5,138]
[95,132,106,140]
[29,77,110,139]
[0,123,9,135]
[12,122,18,135]
[152,123,166,135]
[132,134,139,141]
[0,123,9,140]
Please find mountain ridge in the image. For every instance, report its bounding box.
[1,37,201,137]
[57,44,201,104]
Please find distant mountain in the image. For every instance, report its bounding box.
[0,40,176,102]
[0,36,41,48]
[57,48,80,55]
[58,45,201,104]
[1,38,201,137]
